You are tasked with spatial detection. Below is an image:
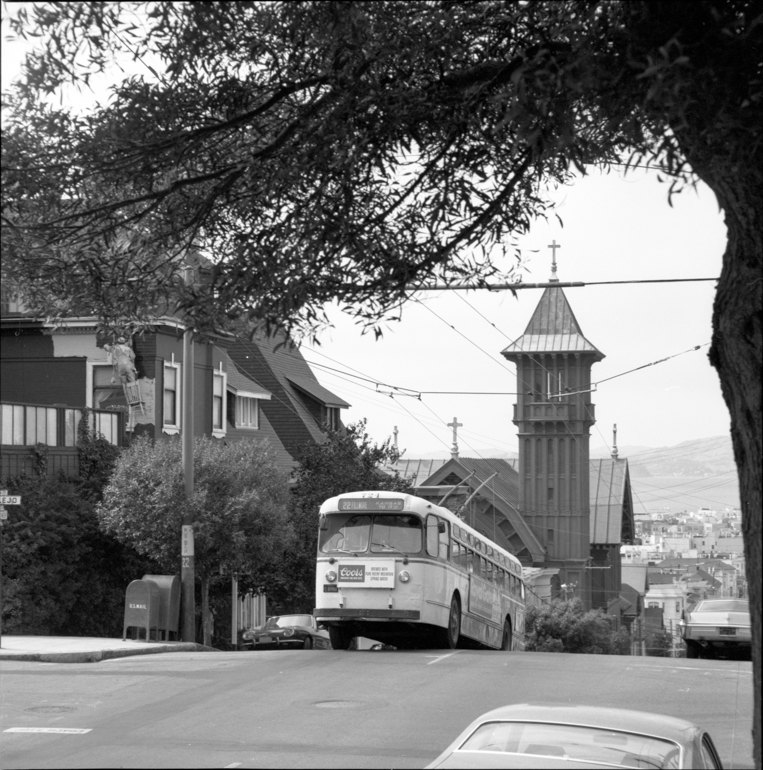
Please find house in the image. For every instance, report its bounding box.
[644,572,687,633]
[1,290,349,478]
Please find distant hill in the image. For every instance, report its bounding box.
[591,435,737,478]
[405,436,739,513]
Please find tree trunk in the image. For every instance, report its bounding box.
[703,166,762,768]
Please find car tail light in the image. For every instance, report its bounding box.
[326,570,337,583]
[398,570,411,583]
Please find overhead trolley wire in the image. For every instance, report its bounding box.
[409,277,719,292]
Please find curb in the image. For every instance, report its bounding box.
[0,643,218,663]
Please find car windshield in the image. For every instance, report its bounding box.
[319,514,422,554]
[459,722,681,769]
[695,600,749,613]
[266,615,313,629]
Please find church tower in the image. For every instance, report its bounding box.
[501,244,604,606]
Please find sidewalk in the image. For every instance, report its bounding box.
[0,635,217,663]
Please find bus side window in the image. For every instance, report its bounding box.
[451,538,460,563]
[426,515,439,558]
[438,518,449,560]
[466,549,475,573]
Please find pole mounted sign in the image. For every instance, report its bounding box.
[0,490,22,648]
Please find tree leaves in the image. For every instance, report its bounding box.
[96,435,293,580]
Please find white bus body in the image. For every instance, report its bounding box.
[313,491,526,650]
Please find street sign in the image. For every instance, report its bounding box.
[0,510,7,521]
[0,496,21,506]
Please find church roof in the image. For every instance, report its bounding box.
[589,457,634,545]
[404,456,546,563]
[502,285,604,358]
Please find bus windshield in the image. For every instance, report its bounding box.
[320,514,422,555]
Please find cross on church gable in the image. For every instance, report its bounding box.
[548,240,560,281]
[448,417,463,459]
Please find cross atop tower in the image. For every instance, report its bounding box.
[548,240,561,282]
[447,417,462,459]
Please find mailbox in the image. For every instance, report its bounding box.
[123,579,160,641]
[142,574,181,640]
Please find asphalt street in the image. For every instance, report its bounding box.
[0,649,754,769]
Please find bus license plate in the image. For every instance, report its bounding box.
[719,627,736,635]
[323,585,338,593]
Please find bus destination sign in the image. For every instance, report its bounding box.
[338,498,405,512]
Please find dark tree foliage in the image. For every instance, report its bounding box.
[1,421,158,637]
[281,420,412,613]
[97,435,292,645]
[525,599,631,655]
[1,2,760,758]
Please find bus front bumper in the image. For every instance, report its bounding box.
[313,608,420,620]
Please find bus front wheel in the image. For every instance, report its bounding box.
[501,618,512,651]
[446,595,461,649]
[328,625,353,650]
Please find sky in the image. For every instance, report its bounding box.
[303,169,728,457]
[2,13,731,458]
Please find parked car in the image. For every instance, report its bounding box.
[680,599,751,660]
[425,704,723,769]
[242,614,331,650]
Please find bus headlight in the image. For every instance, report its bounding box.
[326,570,337,583]
[398,570,411,583]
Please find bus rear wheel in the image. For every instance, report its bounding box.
[446,595,461,649]
[501,618,512,651]
[328,625,353,650]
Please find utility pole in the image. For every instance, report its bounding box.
[181,266,195,643]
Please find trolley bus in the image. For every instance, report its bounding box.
[313,491,526,650]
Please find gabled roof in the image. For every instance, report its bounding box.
[692,568,721,589]
[286,375,350,408]
[589,457,634,545]
[220,350,272,399]
[619,583,641,616]
[227,327,349,458]
[502,285,604,358]
[621,563,649,595]
[392,458,450,485]
[647,572,676,585]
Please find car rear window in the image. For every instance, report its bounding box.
[459,721,681,768]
